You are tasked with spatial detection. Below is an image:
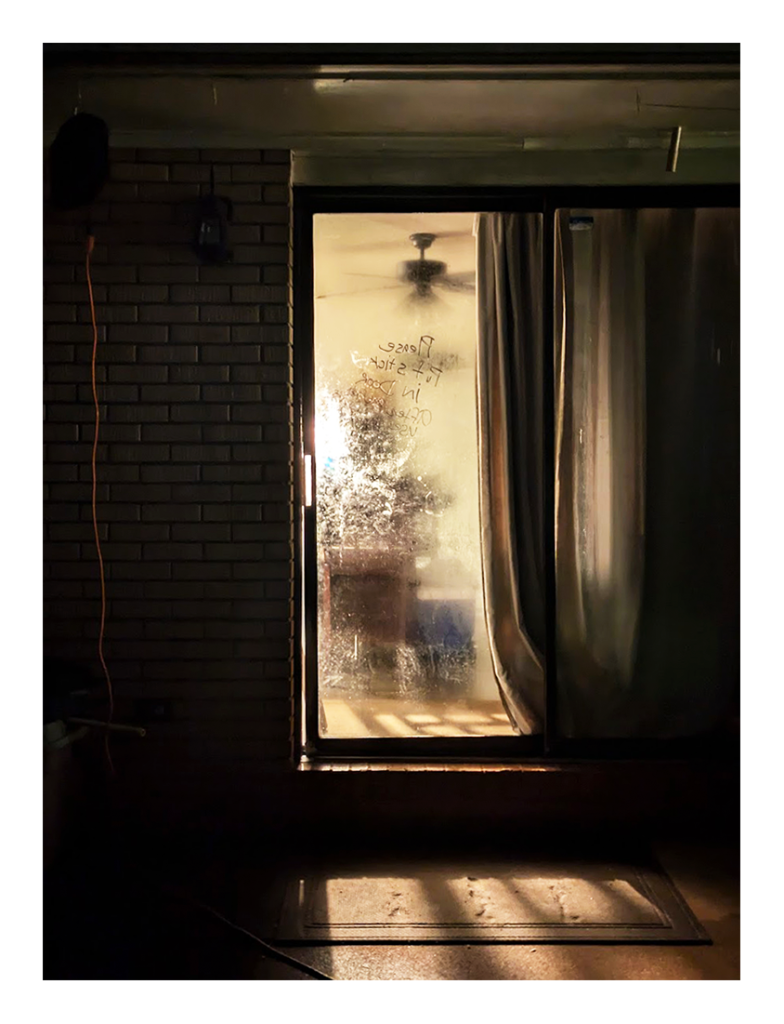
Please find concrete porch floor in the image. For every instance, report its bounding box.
[279,840,739,980]
[321,696,517,738]
[44,828,739,980]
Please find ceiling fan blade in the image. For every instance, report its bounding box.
[316,284,407,299]
[345,272,400,281]
[335,239,418,253]
[442,270,476,283]
[335,230,474,254]
[434,277,476,294]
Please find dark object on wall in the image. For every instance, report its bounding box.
[194,167,233,264]
[49,113,109,210]
[43,657,98,724]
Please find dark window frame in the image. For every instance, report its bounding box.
[293,184,740,764]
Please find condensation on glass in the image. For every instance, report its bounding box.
[312,212,513,738]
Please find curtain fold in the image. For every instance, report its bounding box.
[478,206,739,740]
[476,213,545,733]
[554,207,739,737]
[626,208,740,737]
[554,210,647,736]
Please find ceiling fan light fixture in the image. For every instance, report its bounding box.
[398,258,447,285]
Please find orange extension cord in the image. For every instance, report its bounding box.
[86,233,115,775]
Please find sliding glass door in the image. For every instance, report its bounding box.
[311,211,521,740]
[296,189,739,756]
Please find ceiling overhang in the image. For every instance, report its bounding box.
[43,44,740,178]
[43,42,741,70]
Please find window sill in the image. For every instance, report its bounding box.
[298,757,564,772]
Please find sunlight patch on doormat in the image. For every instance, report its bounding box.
[273,860,708,944]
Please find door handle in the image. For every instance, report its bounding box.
[303,453,313,507]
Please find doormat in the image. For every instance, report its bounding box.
[273,857,708,944]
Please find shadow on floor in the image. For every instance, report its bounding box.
[43,822,739,981]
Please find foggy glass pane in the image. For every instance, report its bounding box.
[313,212,513,738]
